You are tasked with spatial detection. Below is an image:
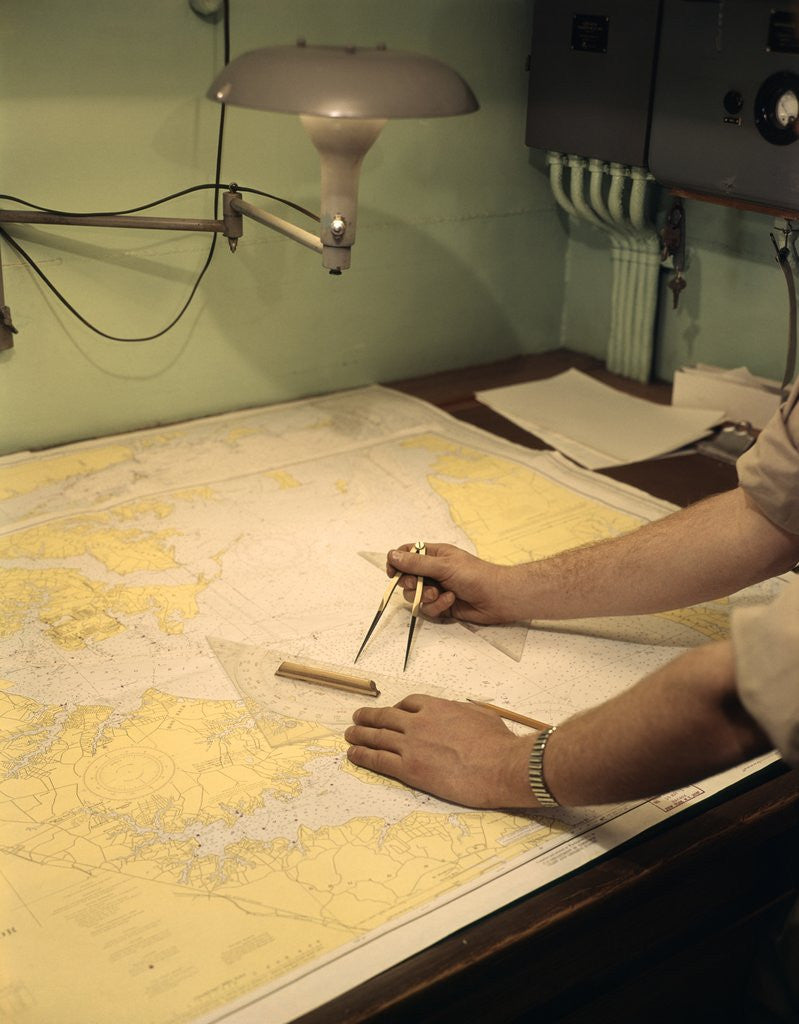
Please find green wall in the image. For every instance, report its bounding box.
[2,1,793,458]
[560,195,795,384]
[653,201,795,383]
[0,0,566,456]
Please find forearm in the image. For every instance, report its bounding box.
[346,640,771,809]
[506,487,799,621]
[542,640,771,805]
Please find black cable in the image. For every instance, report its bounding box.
[2,109,228,342]
[211,1,227,224]
[0,0,320,344]
[0,222,215,344]
[771,230,798,400]
[0,185,319,224]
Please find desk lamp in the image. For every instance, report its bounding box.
[0,42,478,350]
[210,43,478,272]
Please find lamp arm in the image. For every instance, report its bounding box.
[0,187,328,353]
[0,203,322,256]
[230,197,322,255]
[0,209,227,233]
[0,191,317,257]
[0,189,326,353]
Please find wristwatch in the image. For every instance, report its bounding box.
[528,726,559,806]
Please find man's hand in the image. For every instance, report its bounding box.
[344,643,771,810]
[388,491,799,626]
[386,543,520,624]
[344,694,537,808]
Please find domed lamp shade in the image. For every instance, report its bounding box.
[0,43,478,352]
[208,43,479,271]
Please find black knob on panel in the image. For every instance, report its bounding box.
[723,90,744,115]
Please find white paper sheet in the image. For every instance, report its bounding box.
[476,368,725,468]
[672,363,782,429]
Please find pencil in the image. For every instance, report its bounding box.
[467,698,550,731]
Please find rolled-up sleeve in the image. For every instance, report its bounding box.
[737,375,799,533]
[732,375,799,764]
[732,579,799,766]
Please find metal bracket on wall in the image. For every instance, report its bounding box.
[660,197,686,309]
[0,255,16,352]
[770,220,798,396]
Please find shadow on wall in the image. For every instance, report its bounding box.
[0,201,553,456]
[192,205,537,390]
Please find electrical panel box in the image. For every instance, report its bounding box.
[648,2,799,210]
[525,0,663,167]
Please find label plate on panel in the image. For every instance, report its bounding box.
[571,14,609,54]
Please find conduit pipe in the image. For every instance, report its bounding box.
[607,162,637,379]
[566,155,605,229]
[566,155,631,373]
[590,159,623,374]
[546,152,577,219]
[628,166,652,232]
[546,152,662,382]
[628,167,661,382]
[588,159,633,377]
[607,161,661,381]
[588,158,615,227]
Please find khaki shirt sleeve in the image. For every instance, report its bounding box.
[732,578,799,767]
[736,374,799,534]
[737,376,799,536]
[733,376,799,766]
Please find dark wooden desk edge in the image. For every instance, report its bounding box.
[297,768,798,1023]
[295,350,799,1024]
[389,349,739,507]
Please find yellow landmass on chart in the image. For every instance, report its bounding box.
[0,679,566,1023]
[138,429,190,449]
[0,686,331,862]
[0,679,559,892]
[225,425,259,443]
[408,436,641,563]
[659,601,732,641]
[411,435,733,641]
[0,568,209,648]
[0,493,223,648]
[264,470,301,490]
[0,444,133,501]
[0,514,178,574]
[211,809,558,932]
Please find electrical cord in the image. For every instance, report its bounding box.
[771,228,798,400]
[0,222,212,343]
[0,185,319,224]
[1,16,230,345]
[0,178,321,341]
[0,0,317,344]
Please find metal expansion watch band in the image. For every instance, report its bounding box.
[528,725,559,807]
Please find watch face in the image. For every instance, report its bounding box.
[755,71,799,144]
[775,89,799,128]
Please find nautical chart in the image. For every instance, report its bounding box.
[0,386,783,1024]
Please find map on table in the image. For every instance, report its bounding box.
[0,385,783,1024]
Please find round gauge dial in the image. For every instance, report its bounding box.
[775,89,799,128]
[755,71,799,145]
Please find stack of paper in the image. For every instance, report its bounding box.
[672,364,782,429]
[475,368,725,469]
